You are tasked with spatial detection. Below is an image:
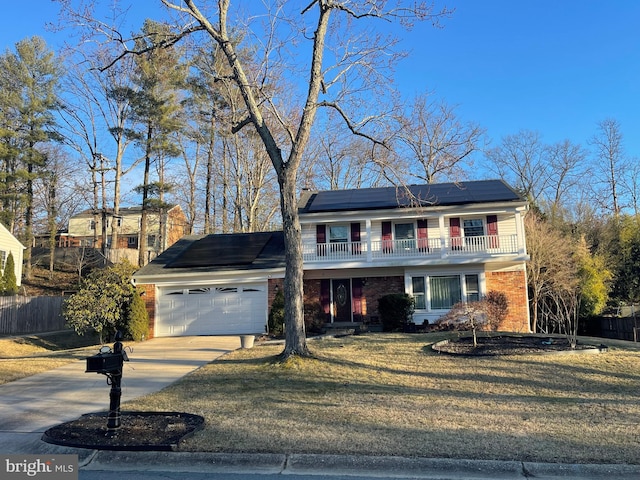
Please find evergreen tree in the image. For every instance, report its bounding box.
[0,36,60,279]
[2,252,18,295]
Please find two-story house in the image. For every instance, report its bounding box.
[132,180,530,338]
[62,205,187,256]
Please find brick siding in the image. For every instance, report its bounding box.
[485,270,530,332]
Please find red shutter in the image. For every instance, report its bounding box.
[382,221,393,253]
[487,215,499,248]
[351,223,361,255]
[320,279,331,316]
[450,218,462,249]
[352,278,363,319]
[417,219,428,252]
[316,225,326,256]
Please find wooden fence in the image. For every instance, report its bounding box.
[0,296,66,336]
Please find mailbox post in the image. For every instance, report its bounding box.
[86,331,129,435]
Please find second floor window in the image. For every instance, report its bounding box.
[329,225,349,244]
[395,223,415,248]
[463,219,484,237]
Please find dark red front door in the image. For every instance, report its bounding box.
[332,279,352,323]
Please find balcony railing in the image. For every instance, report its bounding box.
[303,235,521,263]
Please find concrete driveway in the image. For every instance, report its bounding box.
[0,335,241,454]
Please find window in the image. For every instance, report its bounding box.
[89,220,96,231]
[395,223,415,249]
[329,225,349,252]
[465,274,480,302]
[430,276,462,310]
[329,225,349,243]
[0,250,6,272]
[412,277,426,309]
[147,235,157,247]
[463,219,484,237]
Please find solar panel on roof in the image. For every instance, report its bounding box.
[305,180,521,212]
[167,232,273,268]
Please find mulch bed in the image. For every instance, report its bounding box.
[42,412,204,451]
[433,335,606,356]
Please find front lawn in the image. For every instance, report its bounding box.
[124,333,640,464]
[0,331,101,385]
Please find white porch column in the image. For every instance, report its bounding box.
[438,214,447,258]
[366,219,372,262]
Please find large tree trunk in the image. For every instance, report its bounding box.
[279,166,309,358]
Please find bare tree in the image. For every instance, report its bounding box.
[394,94,485,184]
[73,0,450,358]
[484,130,550,202]
[303,116,386,190]
[542,139,588,223]
[525,212,578,333]
[620,159,640,217]
[589,118,628,216]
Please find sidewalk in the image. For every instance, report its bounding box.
[1,335,639,479]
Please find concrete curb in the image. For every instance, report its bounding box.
[78,451,640,479]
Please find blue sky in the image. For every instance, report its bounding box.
[2,1,639,160]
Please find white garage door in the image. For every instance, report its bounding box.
[156,283,267,337]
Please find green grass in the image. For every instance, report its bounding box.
[124,333,640,464]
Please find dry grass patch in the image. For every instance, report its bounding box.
[0,331,101,385]
[124,333,640,464]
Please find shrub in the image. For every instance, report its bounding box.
[304,302,326,334]
[485,290,509,330]
[124,288,149,341]
[1,252,18,295]
[268,288,285,336]
[378,293,415,332]
[63,261,137,343]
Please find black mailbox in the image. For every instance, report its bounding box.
[86,350,128,374]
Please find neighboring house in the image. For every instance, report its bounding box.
[62,205,187,257]
[133,180,531,338]
[0,223,25,287]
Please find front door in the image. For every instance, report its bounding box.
[332,279,352,323]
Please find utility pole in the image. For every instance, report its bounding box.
[91,153,114,264]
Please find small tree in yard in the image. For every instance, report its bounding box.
[63,261,137,343]
[1,252,18,296]
[436,292,508,347]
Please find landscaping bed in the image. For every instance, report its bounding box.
[432,334,606,355]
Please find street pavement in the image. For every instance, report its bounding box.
[1,335,639,479]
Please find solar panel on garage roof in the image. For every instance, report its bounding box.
[167,232,274,268]
[305,180,521,212]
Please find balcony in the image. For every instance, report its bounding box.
[303,235,522,263]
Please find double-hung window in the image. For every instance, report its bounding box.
[329,225,349,252]
[463,219,485,250]
[395,223,415,249]
[411,277,426,309]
